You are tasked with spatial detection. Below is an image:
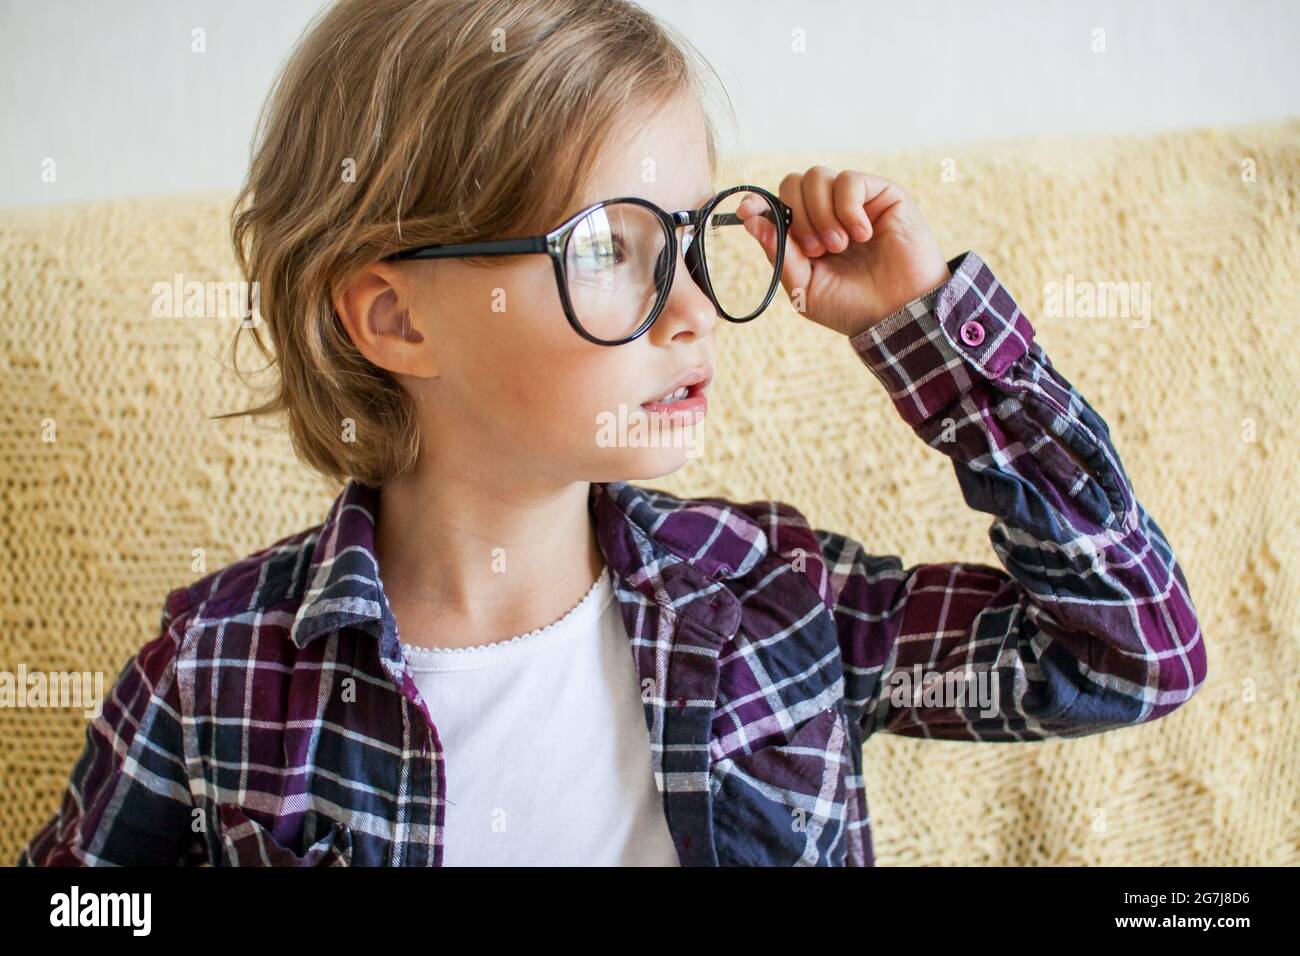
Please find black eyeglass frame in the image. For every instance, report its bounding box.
[381,184,794,346]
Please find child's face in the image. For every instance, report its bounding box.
[359,92,719,487]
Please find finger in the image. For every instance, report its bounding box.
[832,171,872,243]
[742,206,777,261]
[724,192,778,265]
[739,198,808,296]
[735,191,765,219]
[740,197,810,304]
[739,196,778,255]
[773,222,812,305]
[801,166,849,254]
[779,172,823,257]
[855,173,908,225]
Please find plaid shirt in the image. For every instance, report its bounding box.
[18,250,1206,867]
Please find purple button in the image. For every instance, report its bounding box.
[959,319,985,347]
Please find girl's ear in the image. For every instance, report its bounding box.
[393,305,424,343]
[333,265,437,379]
[366,286,424,343]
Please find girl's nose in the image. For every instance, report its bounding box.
[655,255,716,341]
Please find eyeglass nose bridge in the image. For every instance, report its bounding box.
[652,209,710,308]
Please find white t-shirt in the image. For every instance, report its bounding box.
[399,565,681,866]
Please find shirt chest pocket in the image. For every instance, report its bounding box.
[215,802,353,867]
[710,706,853,866]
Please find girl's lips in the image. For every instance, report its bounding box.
[639,381,708,423]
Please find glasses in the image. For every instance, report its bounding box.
[382,184,794,346]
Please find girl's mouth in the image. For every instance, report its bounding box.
[639,380,709,424]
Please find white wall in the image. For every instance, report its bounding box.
[2,0,1297,208]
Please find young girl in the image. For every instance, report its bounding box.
[19,0,1206,867]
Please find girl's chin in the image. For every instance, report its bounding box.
[610,445,704,481]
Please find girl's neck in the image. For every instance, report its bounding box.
[373,467,605,651]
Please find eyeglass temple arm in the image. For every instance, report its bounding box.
[386,201,791,261]
[384,235,548,262]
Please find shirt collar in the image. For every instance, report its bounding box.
[288,478,769,650]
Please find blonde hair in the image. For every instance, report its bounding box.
[217,0,732,488]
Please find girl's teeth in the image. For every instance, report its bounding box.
[658,386,689,403]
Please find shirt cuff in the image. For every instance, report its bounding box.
[848,250,1037,428]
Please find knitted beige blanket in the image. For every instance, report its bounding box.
[2,118,1297,865]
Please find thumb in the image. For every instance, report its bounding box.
[742,205,811,304]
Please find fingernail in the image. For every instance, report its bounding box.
[801,236,823,256]
[822,230,843,249]
[851,225,870,242]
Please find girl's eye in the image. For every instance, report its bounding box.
[585,232,628,267]
[609,233,627,264]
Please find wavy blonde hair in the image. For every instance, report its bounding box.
[217,0,731,487]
